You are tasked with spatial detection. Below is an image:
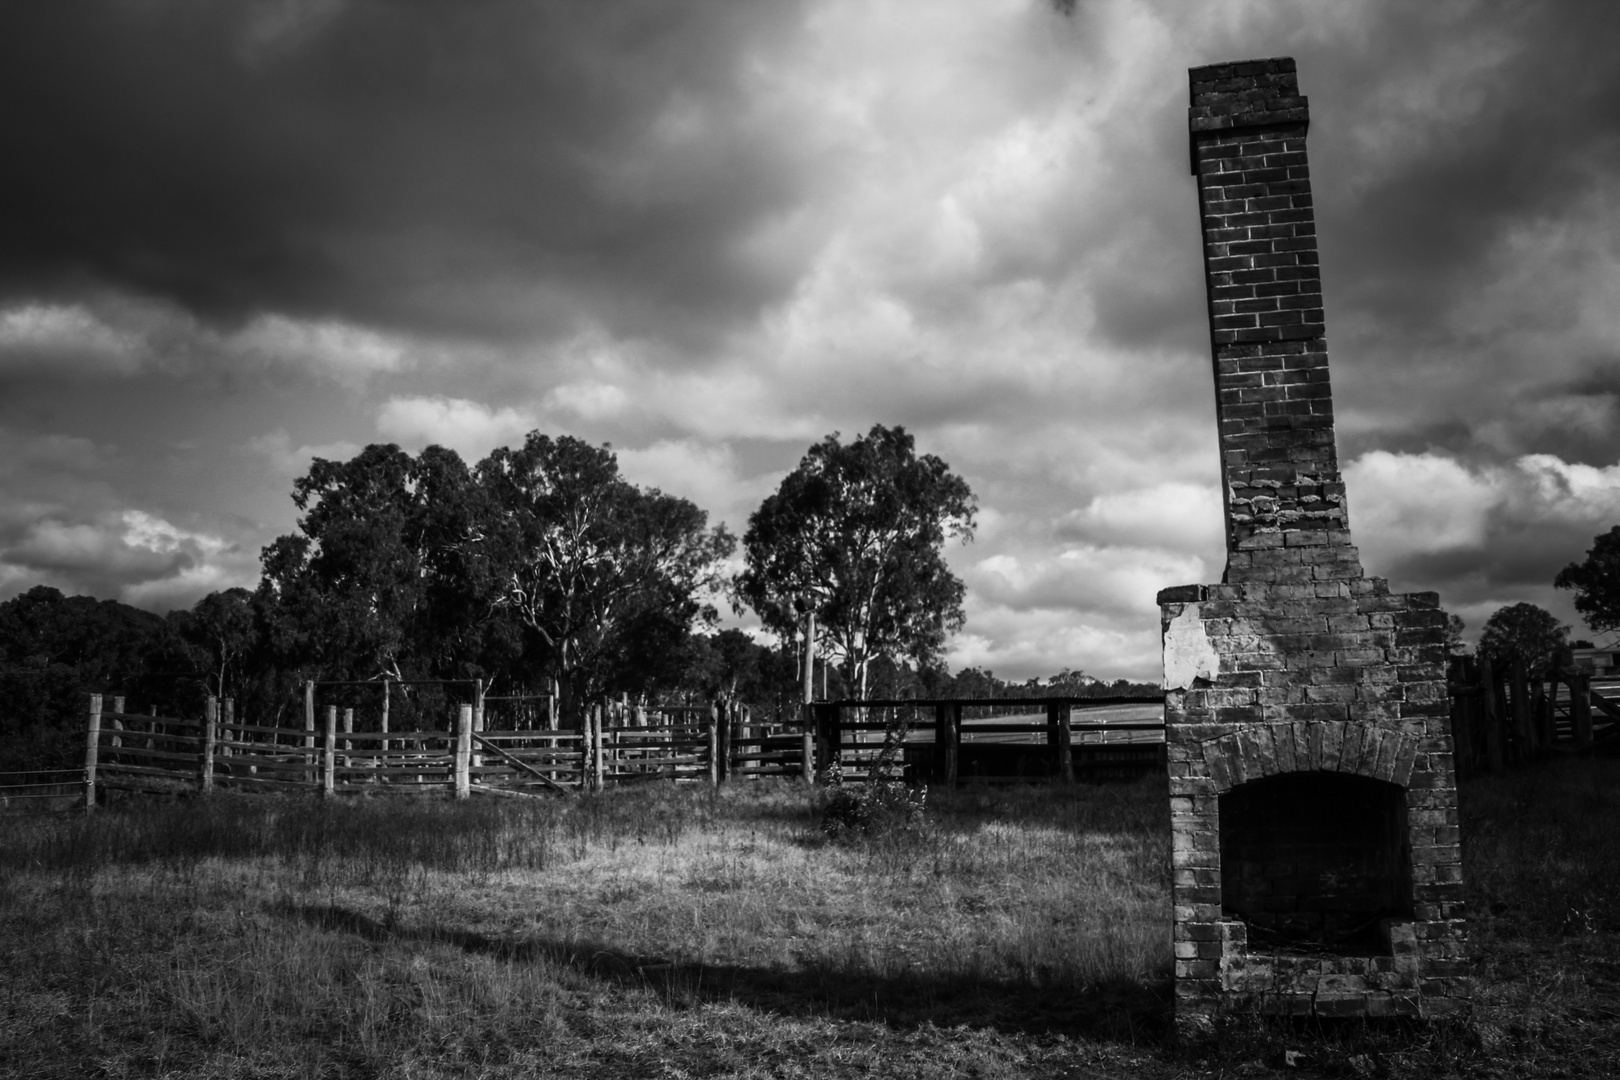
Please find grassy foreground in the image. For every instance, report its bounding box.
[1,762,1618,1078]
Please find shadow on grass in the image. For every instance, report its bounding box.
[288,902,1171,1045]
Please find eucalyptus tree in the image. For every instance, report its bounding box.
[1478,602,1570,677]
[477,433,735,723]
[1556,525,1620,640]
[257,443,497,683]
[736,424,976,701]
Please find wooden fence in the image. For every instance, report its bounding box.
[810,696,1168,783]
[1448,655,1620,778]
[0,768,84,809]
[68,690,1173,806]
[77,688,811,807]
[57,669,1620,807]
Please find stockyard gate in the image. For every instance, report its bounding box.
[3,669,1614,808]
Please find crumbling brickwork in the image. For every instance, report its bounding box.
[1160,58,1469,1023]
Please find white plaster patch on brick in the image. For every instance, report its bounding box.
[1163,602,1219,689]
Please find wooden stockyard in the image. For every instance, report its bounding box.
[1448,655,1620,777]
[0,682,1177,810]
[69,687,809,807]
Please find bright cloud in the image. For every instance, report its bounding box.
[0,509,254,610]
[375,396,535,461]
[616,439,772,524]
[0,301,139,372]
[1345,450,1498,562]
[230,314,409,382]
[246,430,365,480]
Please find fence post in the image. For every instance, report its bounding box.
[342,707,353,770]
[707,702,720,788]
[1045,700,1059,774]
[1535,676,1548,751]
[580,704,594,791]
[592,703,605,792]
[947,703,961,786]
[84,693,102,812]
[322,705,337,797]
[1573,670,1594,749]
[1479,655,1504,773]
[803,611,815,705]
[201,696,218,794]
[812,704,828,781]
[220,697,234,759]
[801,703,815,781]
[473,678,485,773]
[1446,658,1471,779]
[304,680,316,785]
[1509,657,1532,756]
[1058,702,1075,784]
[110,696,124,752]
[828,703,844,776]
[454,704,472,799]
[380,678,390,754]
[719,698,734,784]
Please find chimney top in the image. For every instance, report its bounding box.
[1188,56,1309,156]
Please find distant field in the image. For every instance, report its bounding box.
[2,760,1619,1078]
[961,704,1165,745]
[853,703,1166,746]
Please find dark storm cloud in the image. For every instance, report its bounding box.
[0,0,809,346]
[1304,1,1620,343]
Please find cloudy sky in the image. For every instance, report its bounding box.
[4,0,1619,681]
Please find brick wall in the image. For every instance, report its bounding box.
[1160,58,1469,1025]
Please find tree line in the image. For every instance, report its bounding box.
[1,425,1154,772]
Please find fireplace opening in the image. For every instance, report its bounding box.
[1219,771,1413,955]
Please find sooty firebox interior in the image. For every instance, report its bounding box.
[1219,772,1412,954]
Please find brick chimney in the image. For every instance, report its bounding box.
[1190,56,1360,585]
[1158,58,1470,1025]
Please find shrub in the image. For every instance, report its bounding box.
[818,760,927,840]
[818,708,928,840]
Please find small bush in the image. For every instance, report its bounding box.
[818,760,927,840]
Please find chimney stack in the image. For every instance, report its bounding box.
[1158,58,1469,1026]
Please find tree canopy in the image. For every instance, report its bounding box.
[1478,602,1569,676]
[1555,525,1620,639]
[257,443,497,683]
[479,433,735,719]
[0,585,177,768]
[248,434,734,726]
[735,424,976,700]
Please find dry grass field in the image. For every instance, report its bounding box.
[2,760,1619,1078]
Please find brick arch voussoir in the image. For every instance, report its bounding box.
[1200,721,1419,794]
